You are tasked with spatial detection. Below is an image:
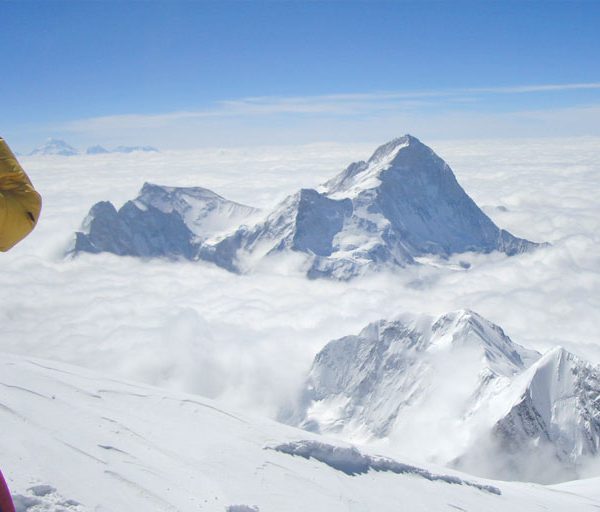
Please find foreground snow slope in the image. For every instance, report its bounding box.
[1,353,597,512]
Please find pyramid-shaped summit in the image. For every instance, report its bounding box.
[204,135,543,278]
[72,135,544,278]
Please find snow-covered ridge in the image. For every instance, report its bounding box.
[71,183,260,258]
[72,135,544,278]
[209,135,543,278]
[323,135,413,197]
[1,351,597,511]
[284,309,600,483]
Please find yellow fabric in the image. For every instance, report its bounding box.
[0,138,42,251]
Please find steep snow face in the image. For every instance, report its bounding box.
[204,189,354,274]
[324,135,538,258]
[283,310,539,448]
[72,183,260,258]
[134,183,260,240]
[461,347,600,483]
[29,138,78,156]
[210,135,541,278]
[323,137,411,196]
[1,352,597,512]
[285,310,600,483]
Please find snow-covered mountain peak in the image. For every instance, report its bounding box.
[366,134,415,164]
[325,134,439,198]
[430,310,539,374]
[138,182,226,206]
[72,183,260,258]
[516,346,597,426]
[467,345,600,483]
[73,135,543,277]
[283,310,539,445]
[86,145,110,155]
[287,311,600,483]
[29,138,79,156]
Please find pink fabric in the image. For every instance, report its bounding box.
[0,471,15,512]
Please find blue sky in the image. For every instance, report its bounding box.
[2,0,600,150]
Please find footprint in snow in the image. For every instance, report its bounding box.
[12,484,87,512]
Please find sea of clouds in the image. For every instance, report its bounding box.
[1,136,599,429]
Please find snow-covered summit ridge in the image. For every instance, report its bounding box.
[134,182,260,237]
[285,309,600,483]
[324,134,426,197]
[429,309,540,373]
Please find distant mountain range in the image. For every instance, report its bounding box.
[86,144,159,155]
[28,138,158,156]
[29,138,79,156]
[72,135,544,278]
[281,310,600,484]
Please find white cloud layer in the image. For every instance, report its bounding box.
[1,136,599,430]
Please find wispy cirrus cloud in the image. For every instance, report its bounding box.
[48,82,600,149]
